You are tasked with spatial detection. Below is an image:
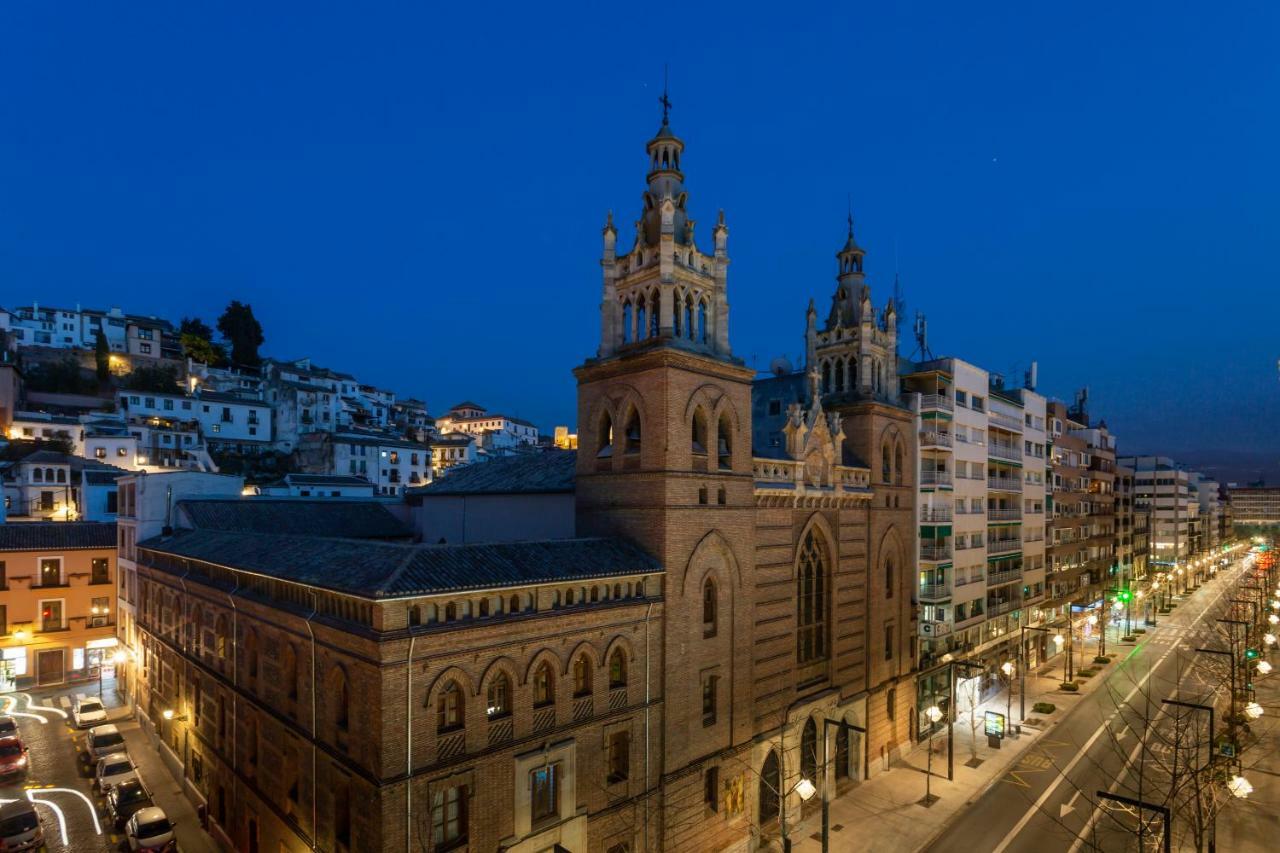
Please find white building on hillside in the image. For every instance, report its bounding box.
[435,401,539,446]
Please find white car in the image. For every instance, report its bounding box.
[73,697,107,728]
[95,752,138,794]
[126,807,175,852]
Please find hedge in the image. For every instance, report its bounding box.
[1032,702,1056,714]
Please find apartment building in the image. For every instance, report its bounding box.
[294,431,432,495]
[1,451,125,521]
[902,360,1048,701]
[1119,456,1200,578]
[119,389,272,447]
[435,402,540,447]
[1115,464,1150,589]
[6,303,178,359]
[1188,472,1223,552]
[0,522,118,689]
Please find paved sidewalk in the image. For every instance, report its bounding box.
[786,597,1196,852]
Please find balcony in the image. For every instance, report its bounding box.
[986,598,1021,617]
[922,470,953,487]
[988,442,1022,463]
[920,506,953,523]
[989,411,1024,432]
[988,476,1024,493]
[920,394,954,412]
[919,580,952,601]
[987,566,1023,586]
[920,430,953,449]
[988,537,1023,555]
[987,507,1022,522]
[920,542,953,561]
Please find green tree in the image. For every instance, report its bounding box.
[94,329,110,383]
[179,316,214,340]
[122,364,181,393]
[217,301,265,368]
[180,332,227,367]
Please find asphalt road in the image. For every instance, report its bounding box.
[926,559,1252,853]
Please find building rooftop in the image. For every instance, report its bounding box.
[177,498,410,539]
[281,473,376,488]
[0,521,118,551]
[137,530,660,598]
[414,451,576,496]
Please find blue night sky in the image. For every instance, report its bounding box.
[3,3,1278,476]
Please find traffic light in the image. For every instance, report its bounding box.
[1119,590,1131,603]
[1246,648,1260,661]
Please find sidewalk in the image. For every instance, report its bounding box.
[786,588,1211,852]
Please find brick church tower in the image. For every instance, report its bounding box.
[574,99,758,848]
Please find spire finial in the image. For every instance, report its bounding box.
[659,64,671,126]
[847,193,854,237]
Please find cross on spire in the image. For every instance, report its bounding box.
[659,65,672,126]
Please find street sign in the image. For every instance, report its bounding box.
[1220,741,1236,758]
[985,710,1006,739]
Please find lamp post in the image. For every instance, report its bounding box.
[1162,699,1217,853]
[820,717,867,853]
[1000,661,1014,732]
[922,705,942,807]
[1097,791,1171,853]
[1019,625,1052,720]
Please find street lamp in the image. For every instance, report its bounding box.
[1001,661,1015,732]
[1244,701,1264,720]
[819,716,867,853]
[1257,660,1273,676]
[922,705,942,807]
[1018,625,1052,720]
[1228,775,1254,799]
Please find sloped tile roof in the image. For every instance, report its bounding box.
[177,498,410,539]
[413,451,576,496]
[0,522,117,551]
[138,530,659,597]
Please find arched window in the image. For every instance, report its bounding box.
[717,412,733,470]
[649,290,660,337]
[590,586,600,602]
[573,655,592,697]
[190,606,204,654]
[533,662,555,708]
[613,583,623,599]
[444,602,457,622]
[885,555,895,599]
[697,300,708,343]
[244,628,259,683]
[835,359,845,392]
[487,673,511,719]
[894,443,904,486]
[214,614,229,660]
[887,687,897,722]
[609,649,627,689]
[692,407,708,455]
[32,468,42,483]
[332,668,350,732]
[509,594,520,614]
[437,681,464,732]
[566,588,575,606]
[822,361,831,394]
[623,300,633,343]
[684,294,695,339]
[624,408,641,456]
[479,599,489,617]
[702,578,717,638]
[673,291,683,336]
[637,294,648,340]
[56,468,66,483]
[802,718,818,784]
[797,528,830,664]
[597,412,613,459]
[759,751,780,823]
[283,643,299,701]
[881,444,892,484]
[408,605,422,626]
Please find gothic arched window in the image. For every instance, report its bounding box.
[692,407,708,455]
[835,359,845,392]
[533,662,555,708]
[881,444,892,484]
[624,408,642,456]
[835,721,851,779]
[717,412,733,470]
[797,528,830,664]
[759,751,780,823]
[609,648,627,688]
[637,294,648,340]
[437,680,463,732]
[885,555,895,599]
[573,654,592,697]
[697,300,708,344]
[597,412,613,459]
[622,300,633,343]
[487,672,511,719]
[649,289,660,337]
[684,294,695,339]
[802,718,818,783]
[822,361,831,394]
[894,443,904,486]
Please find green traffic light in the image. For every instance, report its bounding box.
[1246,648,1260,660]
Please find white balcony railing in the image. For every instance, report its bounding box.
[988,442,1022,462]
[920,394,954,412]
[921,506,953,523]
[988,411,1024,432]
[988,476,1024,492]
[987,508,1022,521]
[922,470,953,487]
[921,543,953,561]
[919,581,951,600]
[920,430,953,449]
[988,537,1023,554]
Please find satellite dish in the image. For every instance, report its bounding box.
[770,356,793,376]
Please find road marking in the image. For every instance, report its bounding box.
[58,696,73,712]
[990,564,1241,853]
[1067,724,1151,853]
[38,787,102,835]
[1060,789,1083,819]
[27,793,68,847]
[16,693,67,719]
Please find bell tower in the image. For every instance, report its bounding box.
[575,93,757,838]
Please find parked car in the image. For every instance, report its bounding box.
[95,752,137,794]
[106,778,154,831]
[0,800,43,852]
[83,723,126,764]
[73,697,108,728]
[0,735,30,777]
[0,715,17,739]
[125,807,175,852]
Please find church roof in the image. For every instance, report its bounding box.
[177,498,410,540]
[411,451,576,497]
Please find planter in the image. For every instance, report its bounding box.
[1032,702,1056,714]
[1094,656,1111,665]
[1060,681,1079,692]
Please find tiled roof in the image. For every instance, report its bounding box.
[448,401,484,412]
[414,451,576,496]
[177,498,410,539]
[0,522,117,551]
[138,529,659,598]
[283,474,375,487]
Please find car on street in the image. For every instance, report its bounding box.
[125,806,175,852]
[95,752,138,794]
[0,715,17,739]
[83,723,127,765]
[106,778,154,831]
[74,696,108,728]
[0,800,44,852]
[0,735,30,777]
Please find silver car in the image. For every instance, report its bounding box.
[95,752,138,794]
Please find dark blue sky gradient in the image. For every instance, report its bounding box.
[3,3,1278,463]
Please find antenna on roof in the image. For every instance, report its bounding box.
[910,312,934,361]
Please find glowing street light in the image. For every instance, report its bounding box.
[923,704,943,805]
[794,777,817,802]
[1228,775,1254,799]
[1270,614,1279,626]
[1266,633,1278,646]
[162,708,175,720]
[1257,660,1273,676]
[1245,701,1265,720]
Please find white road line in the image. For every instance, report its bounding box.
[27,794,68,847]
[17,693,67,719]
[58,696,73,712]
[0,696,47,725]
[990,566,1241,853]
[39,787,103,835]
[1067,713,1166,853]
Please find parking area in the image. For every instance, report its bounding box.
[0,682,217,853]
